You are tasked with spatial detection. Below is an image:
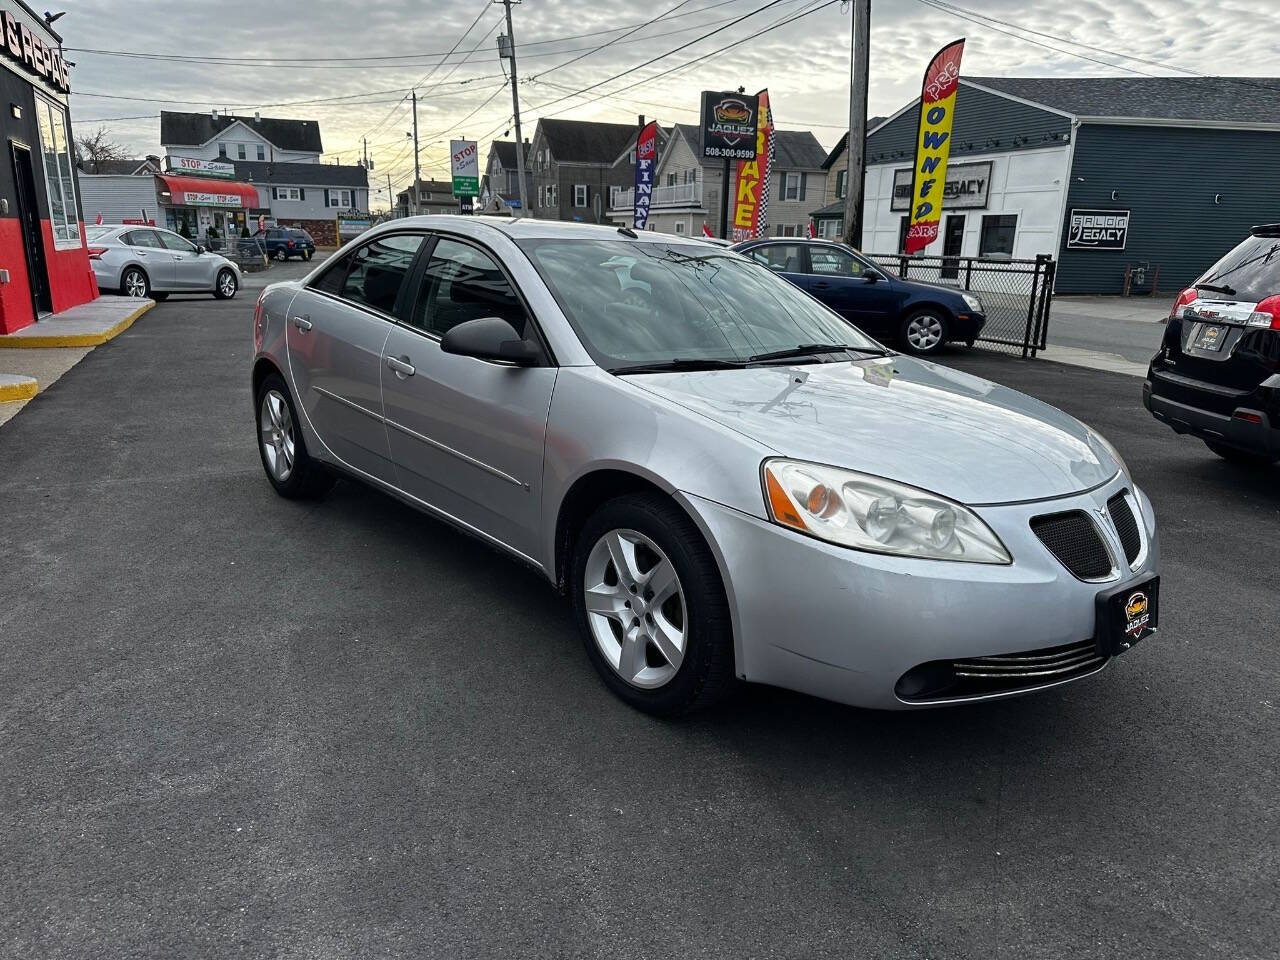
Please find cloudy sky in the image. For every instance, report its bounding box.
[58,0,1280,210]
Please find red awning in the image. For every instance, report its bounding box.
[156,175,261,208]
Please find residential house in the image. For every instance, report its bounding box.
[160,110,324,164]
[808,120,888,239]
[528,118,641,223]
[479,140,532,216]
[395,179,461,217]
[76,157,161,176]
[231,160,369,244]
[609,124,829,239]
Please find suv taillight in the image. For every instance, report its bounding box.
[1247,294,1280,330]
[1170,287,1197,319]
[87,246,107,260]
[286,239,295,248]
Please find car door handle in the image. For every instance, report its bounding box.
[386,356,416,378]
[136,251,148,257]
[291,315,313,332]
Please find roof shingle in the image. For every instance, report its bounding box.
[160,111,324,154]
[537,118,640,164]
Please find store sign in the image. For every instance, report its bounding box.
[701,90,759,161]
[337,216,372,239]
[892,161,991,211]
[185,192,244,208]
[0,4,69,93]
[1067,208,1130,250]
[169,155,235,179]
[450,139,479,197]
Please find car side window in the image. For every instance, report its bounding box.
[125,230,164,249]
[747,244,803,274]
[338,234,426,315]
[412,238,527,338]
[808,248,865,278]
[157,232,197,254]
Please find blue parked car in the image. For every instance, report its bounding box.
[253,227,316,262]
[731,238,986,355]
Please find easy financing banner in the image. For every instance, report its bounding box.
[633,120,658,230]
[904,39,965,255]
[730,89,773,242]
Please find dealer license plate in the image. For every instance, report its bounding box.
[1095,576,1159,657]
[1193,324,1228,351]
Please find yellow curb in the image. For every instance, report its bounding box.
[0,300,155,349]
[0,376,38,402]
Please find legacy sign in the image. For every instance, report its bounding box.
[169,155,235,179]
[892,161,990,212]
[701,90,758,161]
[1067,208,1130,251]
[1,2,69,93]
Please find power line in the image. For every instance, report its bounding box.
[529,0,699,82]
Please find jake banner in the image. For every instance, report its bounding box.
[904,39,965,255]
[731,89,774,242]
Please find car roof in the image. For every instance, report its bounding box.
[377,214,711,245]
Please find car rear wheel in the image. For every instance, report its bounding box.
[1204,440,1278,467]
[214,268,238,300]
[900,309,948,355]
[274,248,288,262]
[256,374,334,499]
[571,494,734,716]
[121,267,150,299]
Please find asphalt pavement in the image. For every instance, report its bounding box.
[1,297,1276,959]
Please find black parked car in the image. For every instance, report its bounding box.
[731,238,986,355]
[1144,223,1280,467]
[253,228,315,262]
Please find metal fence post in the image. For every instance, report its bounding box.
[1033,256,1056,356]
[1022,256,1042,359]
[965,258,973,290]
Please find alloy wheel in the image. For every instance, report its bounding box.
[124,270,147,298]
[906,314,944,351]
[583,528,688,689]
[259,389,295,482]
[218,271,237,297]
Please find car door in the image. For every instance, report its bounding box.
[122,229,176,290]
[744,242,809,290]
[156,229,212,291]
[805,245,899,337]
[380,235,557,563]
[284,233,426,484]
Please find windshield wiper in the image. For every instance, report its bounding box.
[1195,282,1237,297]
[747,343,890,363]
[610,357,749,375]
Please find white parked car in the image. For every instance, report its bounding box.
[86,225,241,301]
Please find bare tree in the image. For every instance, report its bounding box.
[75,126,129,173]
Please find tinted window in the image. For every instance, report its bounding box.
[338,234,425,314]
[808,247,866,277]
[157,231,197,253]
[1198,234,1280,302]
[413,238,526,337]
[125,230,164,249]
[746,243,804,273]
[311,250,353,296]
[85,225,113,241]
[979,215,1017,258]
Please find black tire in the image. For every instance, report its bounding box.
[120,266,150,299]
[570,493,734,717]
[899,308,949,355]
[1204,440,1278,468]
[255,373,334,499]
[214,268,238,300]
[151,292,169,302]
[274,248,288,262]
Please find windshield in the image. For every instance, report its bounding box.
[518,238,880,369]
[1199,234,1280,302]
[85,225,113,241]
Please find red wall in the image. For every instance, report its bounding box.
[0,218,98,334]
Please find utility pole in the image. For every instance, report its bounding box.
[387,172,394,217]
[411,89,422,217]
[363,137,369,170]
[844,0,871,249]
[498,0,530,218]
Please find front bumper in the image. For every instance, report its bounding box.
[1144,375,1280,457]
[679,473,1159,710]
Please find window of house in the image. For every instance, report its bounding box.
[666,173,677,186]
[339,234,426,315]
[34,95,79,246]
[783,172,802,201]
[627,149,636,165]
[836,169,847,199]
[548,184,557,206]
[256,145,265,160]
[412,238,526,337]
[328,189,352,208]
[218,143,227,157]
[776,224,801,237]
[574,184,587,207]
[979,214,1018,259]
[818,219,841,240]
[674,221,685,234]
[274,187,302,201]
[237,143,246,160]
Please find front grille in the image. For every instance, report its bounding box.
[1107,491,1142,566]
[896,639,1108,702]
[1031,511,1112,580]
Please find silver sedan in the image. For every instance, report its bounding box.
[250,216,1160,715]
[87,224,241,301]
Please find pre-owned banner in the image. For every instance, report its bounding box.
[633,120,658,230]
[904,39,965,255]
[731,89,773,242]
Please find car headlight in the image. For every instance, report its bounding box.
[762,459,1011,563]
[1088,428,1129,479]
[961,293,983,313]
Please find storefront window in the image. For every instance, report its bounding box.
[35,95,79,247]
[979,215,1018,259]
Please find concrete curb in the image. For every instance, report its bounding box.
[0,300,155,349]
[0,373,38,402]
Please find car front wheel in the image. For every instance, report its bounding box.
[571,494,734,716]
[900,309,949,355]
[214,268,238,300]
[274,248,288,262]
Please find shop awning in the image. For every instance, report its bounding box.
[156,175,261,208]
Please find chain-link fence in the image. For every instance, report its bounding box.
[863,252,1057,357]
[205,236,269,271]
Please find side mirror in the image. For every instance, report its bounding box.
[864,270,879,283]
[440,317,539,366]
[196,245,206,255]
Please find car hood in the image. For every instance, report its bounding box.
[626,357,1118,505]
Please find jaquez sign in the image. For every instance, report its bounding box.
[701,90,758,161]
[1067,208,1130,251]
[892,161,990,211]
[450,139,479,198]
[0,3,68,93]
